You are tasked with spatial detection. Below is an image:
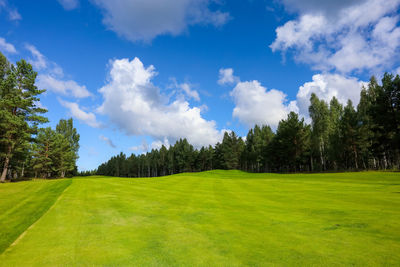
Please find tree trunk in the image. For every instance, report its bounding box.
[1,145,12,182]
[383,152,388,170]
[353,145,358,169]
[21,162,25,178]
[319,142,324,171]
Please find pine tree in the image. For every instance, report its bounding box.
[31,128,57,178]
[0,55,47,182]
[340,100,360,169]
[55,118,80,177]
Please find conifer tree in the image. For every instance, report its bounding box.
[0,54,47,182]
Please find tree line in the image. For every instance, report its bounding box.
[0,52,80,182]
[96,73,400,177]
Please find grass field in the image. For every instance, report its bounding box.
[0,171,399,266]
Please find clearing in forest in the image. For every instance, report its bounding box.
[0,170,399,266]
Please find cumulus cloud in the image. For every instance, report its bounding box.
[221,68,297,128]
[59,99,102,128]
[271,0,400,74]
[220,70,302,137]
[230,80,297,128]
[99,135,116,148]
[170,78,200,101]
[0,37,16,54]
[150,138,171,150]
[91,0,230,42]
[57,0,79,10]
[295,73,367,116]
[224,68,366,127]
[98,57,224,148]
[37,74,92,98]
[218,68,239,85]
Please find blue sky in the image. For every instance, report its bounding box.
[1,0,399,171]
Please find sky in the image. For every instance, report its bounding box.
[1,0,399,171]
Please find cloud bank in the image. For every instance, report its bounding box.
[92,0,230,42]
[98,57,224,147]
[271,0,400,74]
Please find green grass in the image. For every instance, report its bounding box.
[0,178,71,253]
[0,171,400,266]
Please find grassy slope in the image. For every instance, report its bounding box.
[0,171,399,266]
[0,179,71,253]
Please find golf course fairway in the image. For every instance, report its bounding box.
[0,170,399,266]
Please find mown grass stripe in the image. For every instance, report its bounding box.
[0,179,72,254]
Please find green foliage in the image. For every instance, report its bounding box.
[309,93,330,170]
[0,52,80,181]
[268,112,311,172]
[0,53,48,182]
[30,126,79,179]
[55,118,80,177]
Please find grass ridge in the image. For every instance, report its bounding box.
[0,179,72,254]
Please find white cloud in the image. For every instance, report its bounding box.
[37,74,92,98]
[91,0,230,42]
[180,82,200,101]
[225,69,366,128]
[0,0,22,21]
[58,0,79,10]
[59,99,102,128]
[130,139,149,152]
[99,135,116,148]
[25,44,91,99]
[220,68,296,128]
[34,100,47,110]
[170,78,200,101]
[25,44,47,70]
[230,80,297,128]
[279,0,364,16]
[0,37,16,54]
[131,138,170,152]
[295,73,367,116]
[98,57,224,148]
[396,66,400,75]
[271,0,400,74]
[218,68,239,85]
[25,44,65,76]
[8,8,21,20]
[150,138,170,150]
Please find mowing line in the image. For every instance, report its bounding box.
[3,180,73,253]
